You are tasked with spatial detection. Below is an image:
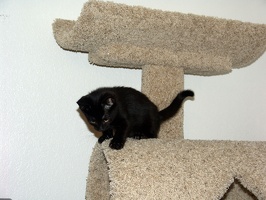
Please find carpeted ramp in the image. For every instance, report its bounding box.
[86,139,266,200]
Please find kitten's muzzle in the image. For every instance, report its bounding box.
[93,124,108,132]
[98,126,109,132]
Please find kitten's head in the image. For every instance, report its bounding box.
[77,91,116,132]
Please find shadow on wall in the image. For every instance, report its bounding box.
[76,109,102,139]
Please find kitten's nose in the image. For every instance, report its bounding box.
[99,125,108,132]
[94,126,100,131]
[99,127,105,132]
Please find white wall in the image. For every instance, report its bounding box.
[0,0,265,199]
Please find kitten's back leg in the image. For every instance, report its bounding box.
[132,132,148,139]
[144,120,159,138]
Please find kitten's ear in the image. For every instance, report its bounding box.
[77,96,89,106]
[104,97,115,109]
[106,97,115,106]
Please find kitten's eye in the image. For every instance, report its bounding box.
[90,119,96,124]
[103,118,109,123]
[102,117,110,123]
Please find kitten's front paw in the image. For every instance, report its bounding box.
[109,139,125,150]
[98,136,106,144]
[98,131,113,144]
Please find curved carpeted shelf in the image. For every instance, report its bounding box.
[53,0,266,75]
[86,139,266,200]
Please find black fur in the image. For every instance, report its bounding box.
[77,87,194,150]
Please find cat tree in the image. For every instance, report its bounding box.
[52,1,266,199]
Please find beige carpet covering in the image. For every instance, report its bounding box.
[52,0,266,75]
[52,1,266,199]
[86,139,266,200]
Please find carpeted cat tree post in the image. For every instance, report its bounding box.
[52,1,266,199]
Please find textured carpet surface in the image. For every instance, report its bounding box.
[141,65,185,139]
[53,0,266,75]
[86,139,266,200]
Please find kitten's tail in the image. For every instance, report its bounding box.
[159,90,194,123]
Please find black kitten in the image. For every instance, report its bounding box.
[77,87,194,150]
